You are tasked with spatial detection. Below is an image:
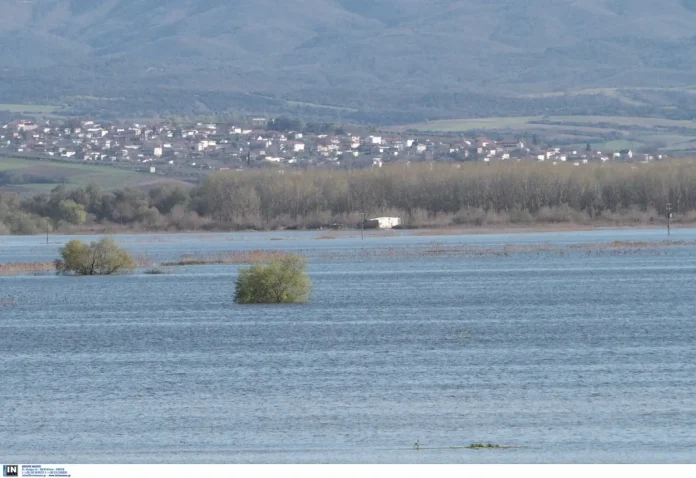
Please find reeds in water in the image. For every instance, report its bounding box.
[161,250,290,267]
[0,262,55,276]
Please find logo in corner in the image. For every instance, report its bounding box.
[2,465,18,477]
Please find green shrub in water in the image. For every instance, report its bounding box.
[234,254,311,304]
[55,237,136,275]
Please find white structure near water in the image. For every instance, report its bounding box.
[365,217,401,229]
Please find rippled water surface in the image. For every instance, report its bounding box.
[2,229,695,463]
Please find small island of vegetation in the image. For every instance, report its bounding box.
[54,237,136,276]
[234,254,311,304]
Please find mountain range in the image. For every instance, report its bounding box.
[4,0,696,123]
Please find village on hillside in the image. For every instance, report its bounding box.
[0,117,666,180]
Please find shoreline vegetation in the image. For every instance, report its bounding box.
[2,162,696,235]
[1,240,693,277]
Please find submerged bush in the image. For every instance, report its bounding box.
[143,267,169,275]
[234,254,311,304]
[54,237,137,275]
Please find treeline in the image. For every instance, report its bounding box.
[0,171,64,186]
[2,161,696,234]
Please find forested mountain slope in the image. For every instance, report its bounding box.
[4,0,696,122]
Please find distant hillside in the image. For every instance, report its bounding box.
[5,0,696,122]
[0,156,192,195]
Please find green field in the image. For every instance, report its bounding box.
[395,115,696,132]
[548,116,696,128]
[391,115,696,152]
[286,100,358,112]
[591,141,643,151]
[0,104,63,114]
[394,116,539,132]
[519,88,649,107]
[0,157,161,194]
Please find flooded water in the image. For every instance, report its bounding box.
[1,228,695,463]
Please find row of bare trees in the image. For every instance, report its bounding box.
[193,162,696,226]
[5,161,696,233]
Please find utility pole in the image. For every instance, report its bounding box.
[666,202,672,236]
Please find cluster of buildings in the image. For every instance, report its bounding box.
[0,118,663,177]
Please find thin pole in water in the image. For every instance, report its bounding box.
[361,212,365,240]
[667,202,672,236]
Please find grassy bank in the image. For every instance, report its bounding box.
[0,156,178,195]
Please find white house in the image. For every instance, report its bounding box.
[365,217,401,229]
